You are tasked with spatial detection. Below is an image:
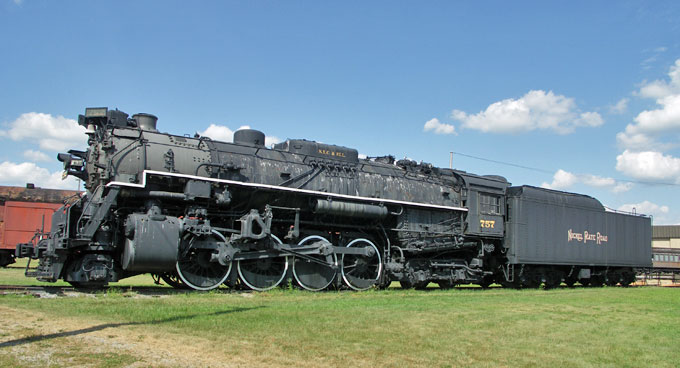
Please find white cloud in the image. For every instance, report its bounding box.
[23,149,51,162]
[198,124,237,142]
[541,169,632,193]
[450,90,602,135]
[617,200,669,217]
[1,112,88,152]
[580,174,616,188]
[612,182,634,194]
[618,59,680,150]
[265,135,281,146]
[0,161,81,190]
[615,131,660,152]
[609,98,629,114]
[634,95,680,133]
[615,150,680,181]
[198,124,280,147]
[423,118,457,135]
[573,111,604,127]
[541,169,578,190]
[638,59,680,99]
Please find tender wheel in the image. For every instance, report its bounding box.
[293,235,337,291]
[414,281,430,290]
[399,280,414,289]
[590,275,604,287]
[438,280,454,289]
[520,273,540,289]
[341,238,382,291]
[543,270,563,289]
[176,230,232,291]
[605,273,620,287]
[620,271,636,287]
[237,235,289,291]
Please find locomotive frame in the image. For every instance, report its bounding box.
[15,107,652,291]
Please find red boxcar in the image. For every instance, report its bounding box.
[0,185,80,266]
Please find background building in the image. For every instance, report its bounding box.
[646,225,680,285]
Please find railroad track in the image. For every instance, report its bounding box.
[0,284,213,296]
[0,285,62,292]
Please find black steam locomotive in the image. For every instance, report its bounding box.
[16,107,652,290]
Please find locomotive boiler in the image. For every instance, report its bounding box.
[16,107,652,290]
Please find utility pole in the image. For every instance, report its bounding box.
[449,152,453,169]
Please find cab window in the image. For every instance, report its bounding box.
[480,193,501,215]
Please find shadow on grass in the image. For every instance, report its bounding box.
[0,306,262,348]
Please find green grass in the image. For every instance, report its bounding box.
[0,258,163,287]
[1,282,678,367]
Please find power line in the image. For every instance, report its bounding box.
[451,152,553,174]
[451,151,680,187]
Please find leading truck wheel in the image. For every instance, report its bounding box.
[176,230,232,291]
[160,271,190,289]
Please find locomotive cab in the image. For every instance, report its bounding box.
[455,171,509,238]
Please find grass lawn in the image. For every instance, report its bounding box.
[0,258,162,288]
[0,273,678,367]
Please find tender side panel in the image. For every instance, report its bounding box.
[505,186,652,267]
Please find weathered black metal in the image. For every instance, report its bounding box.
[15,107,652,290]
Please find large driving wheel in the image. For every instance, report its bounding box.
[176,230,232,291]
[237,235,289,291]
[341,238,382,291]
[292,235,337,291]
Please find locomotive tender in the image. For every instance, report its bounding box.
[16,107,652,290]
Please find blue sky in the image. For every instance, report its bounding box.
[1,1,680,224]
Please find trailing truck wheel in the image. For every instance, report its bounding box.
[479,275,495,289]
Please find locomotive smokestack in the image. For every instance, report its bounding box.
[133,113,158,131]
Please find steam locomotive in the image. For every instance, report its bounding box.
[16,107,652,290]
